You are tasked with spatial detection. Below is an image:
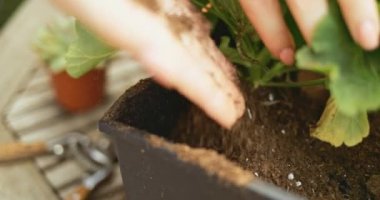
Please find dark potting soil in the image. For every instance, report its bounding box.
[171,84,380,200]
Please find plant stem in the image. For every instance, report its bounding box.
[262,78,327,88]
[257,48,271,66]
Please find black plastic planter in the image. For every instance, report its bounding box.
[99,79,302,200]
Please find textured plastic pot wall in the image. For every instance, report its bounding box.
[99,79,302,200]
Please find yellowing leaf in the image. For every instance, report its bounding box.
[312,98,369,147]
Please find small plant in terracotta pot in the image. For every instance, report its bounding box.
[34,18,115,113]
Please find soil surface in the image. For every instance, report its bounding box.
[171,84,380,200]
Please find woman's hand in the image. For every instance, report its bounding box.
[240,0,380,65]
[52,0,245,129]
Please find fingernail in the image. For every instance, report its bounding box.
[358,20,379,50]
[279,48,294,65]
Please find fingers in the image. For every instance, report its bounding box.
[52,0,245,128]
[285,0,328,44]
[286,0,379,50]
[140,43,245,129]
[338,0,380,50]
[239,0,295,65]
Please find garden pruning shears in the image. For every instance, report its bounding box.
[0,131,116,200]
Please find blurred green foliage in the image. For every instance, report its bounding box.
[0,0,24,28]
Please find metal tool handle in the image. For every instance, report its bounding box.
[65,185,90,200]
[0,142,48,162]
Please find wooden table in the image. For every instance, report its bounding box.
[0,0,147,199]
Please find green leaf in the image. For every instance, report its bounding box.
[296,1,380,116]
[260,63,285,83]
[219,37,251,67]
[34,17,75,73]
[65,21,116,78]
[312,98,369,147]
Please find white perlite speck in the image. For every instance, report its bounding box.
[268,93,274,101]
[288,173,294,180]
[254,172,259,177]
[281,129,286,134]
[296,181,302,187]
[247,108,253,120]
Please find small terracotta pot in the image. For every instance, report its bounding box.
[50,69,106,113]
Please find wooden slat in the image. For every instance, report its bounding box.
[19,107,106,141]
[0,0,65,199]
[45,159,87,189]
[35,154,63,170]
[7,104,62,132]
[7,90,55,117]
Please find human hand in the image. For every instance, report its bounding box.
[52,0,245,129]
[240,0,380,65]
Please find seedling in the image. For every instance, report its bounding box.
[34,18,110,112]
